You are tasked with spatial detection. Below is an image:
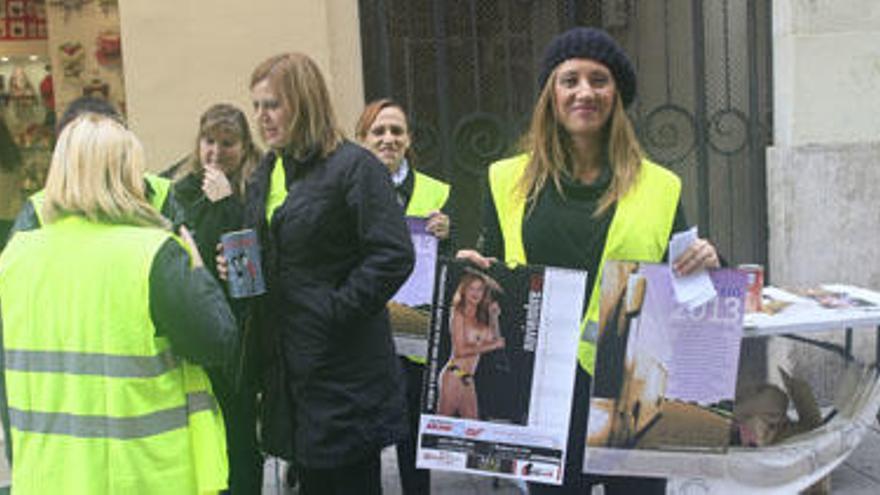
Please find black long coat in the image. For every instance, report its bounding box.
[244,141,414,468]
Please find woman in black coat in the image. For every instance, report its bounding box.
[172,103,263,494]
[172,103,260,278]
[241,52,414,495]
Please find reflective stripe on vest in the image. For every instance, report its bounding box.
[488,153,680,374]
[29,176,170,227]
[405,171,450,218]
[5,348,178,377]
[0,216,228,494]
[7,391,215,439]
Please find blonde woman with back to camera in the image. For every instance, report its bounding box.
[0,113,238,494]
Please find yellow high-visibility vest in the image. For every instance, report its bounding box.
[0,216,228,494]
[405,171,450,218]
[144,173,171,213]
[488,153,680,374]
[266,155,287,223]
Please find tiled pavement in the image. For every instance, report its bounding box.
[1,425,878,494]
[264,426,880,494]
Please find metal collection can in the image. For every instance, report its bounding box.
[738,264,764,313]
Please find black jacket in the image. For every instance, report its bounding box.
[245,142,414,468]
[172,172,244,280]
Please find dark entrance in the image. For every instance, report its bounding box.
[358,0,773,267]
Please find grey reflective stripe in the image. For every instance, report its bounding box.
[187,391,217,415]
[8,392,217,440]
[581,321,599,344]
[5,349,178,378]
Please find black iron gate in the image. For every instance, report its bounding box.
[359,0,773,267]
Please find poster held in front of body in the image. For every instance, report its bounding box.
[584,261,747,474]
[389,217,438,358]
[417,258,587,485]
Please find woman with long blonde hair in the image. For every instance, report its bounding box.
[458,28,720,494]
[0,113,237,493]
[42,113,168,228]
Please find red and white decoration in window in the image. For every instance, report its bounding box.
[0,0,48,40]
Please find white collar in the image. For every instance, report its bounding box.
[390,159,410,187]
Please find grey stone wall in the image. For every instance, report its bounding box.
[767,142,880,289]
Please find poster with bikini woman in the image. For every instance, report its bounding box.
[417,259,588,485]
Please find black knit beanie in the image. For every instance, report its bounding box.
[538,27,637,107]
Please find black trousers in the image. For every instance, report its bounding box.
[209,368,263,495]
[527,367,666,495]
[299,452,383,495]
[395,356,431,494]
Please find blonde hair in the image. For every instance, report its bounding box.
[175,103,261,197]
[250,52,344,160]
[518,68,644,217]
[43,113,169,229]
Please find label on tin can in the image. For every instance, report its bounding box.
[738,264,764,313]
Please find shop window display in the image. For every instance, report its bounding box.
[0,57,53,242]
[1,0,125,245]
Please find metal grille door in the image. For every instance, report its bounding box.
[359,0,773,267]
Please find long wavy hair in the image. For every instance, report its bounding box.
[452,270,501,326]
[174,103,261,197]
[250,52,344,161]
[517,66,643,217]
[43,113,168,229]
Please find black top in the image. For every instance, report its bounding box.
[171,172,244,281]
[393,165,416,208]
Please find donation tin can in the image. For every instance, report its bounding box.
[739,264,764,313]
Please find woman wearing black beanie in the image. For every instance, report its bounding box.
[458,27,720,494]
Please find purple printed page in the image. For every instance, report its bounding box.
[586,261,747,455]
[392,217,438,307]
